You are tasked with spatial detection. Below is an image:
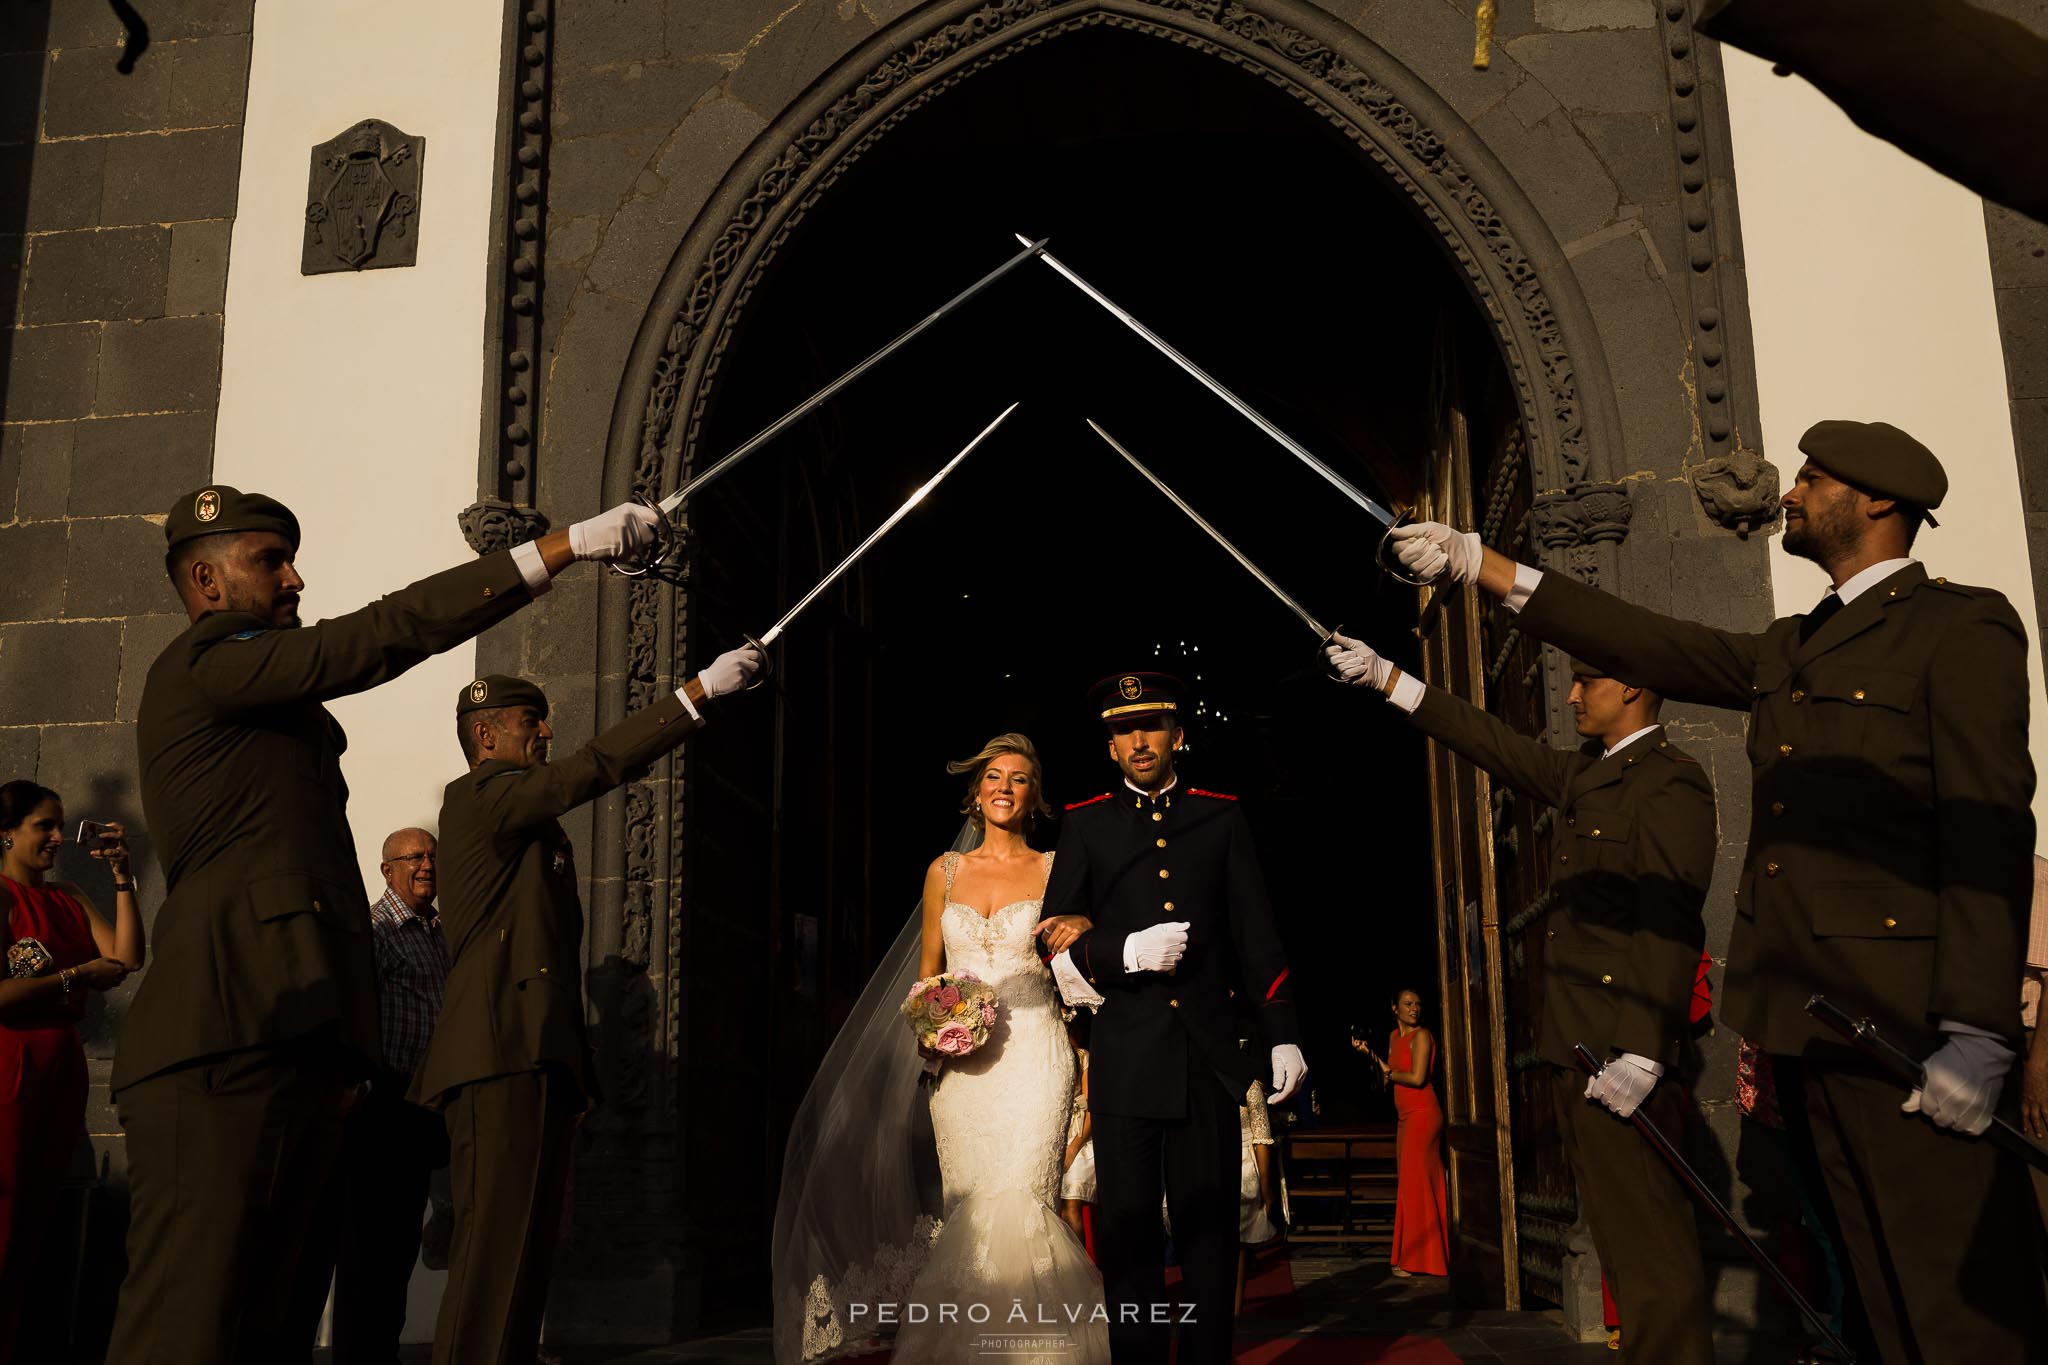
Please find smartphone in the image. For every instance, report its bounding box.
[1347,1022,1367,1043]
[76,819,104,851]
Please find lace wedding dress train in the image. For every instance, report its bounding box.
[891,852,1109,1365]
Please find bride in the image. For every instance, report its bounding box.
[771,734,1109,1364]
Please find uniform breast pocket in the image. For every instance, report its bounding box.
[1802,665,1918,755]
[1573,811,1635,872]
[1552,946,1625,989]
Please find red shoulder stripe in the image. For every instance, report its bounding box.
[1065,793,1113,811]
[1265,967,1289,1002]
[1189,787,1237,801]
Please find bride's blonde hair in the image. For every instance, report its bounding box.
[947,733,1053,829]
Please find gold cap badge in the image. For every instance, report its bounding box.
[1119,676,1142,701]
[468,679,489,704]
[195,489,220,523]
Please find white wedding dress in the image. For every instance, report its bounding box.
[891,851,1109,1364]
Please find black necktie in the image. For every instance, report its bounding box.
[1798,593,1843,643]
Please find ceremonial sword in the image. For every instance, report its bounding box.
[1088,420,1334,643]
[1018,234,1423,584]
[612,239,1050,578]
[740,402,1019,669]
[1573,1044,1856,1364]
[1807,994,2048,1174]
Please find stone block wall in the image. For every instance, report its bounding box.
[0,0,250,1343]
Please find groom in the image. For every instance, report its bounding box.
[1039,671,1305,1365]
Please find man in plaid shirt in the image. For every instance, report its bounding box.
[295,827,452,1362]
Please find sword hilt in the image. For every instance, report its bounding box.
[1316,624,1347,684]
[607,492,680,579]
[1375,507,1434,588]
[740,632,775,692]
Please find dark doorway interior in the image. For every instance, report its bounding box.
[675,25,1517,1310]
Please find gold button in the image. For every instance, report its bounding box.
[1164,902,1175,911]
[1546,930,1555,940]
[1658,740,1668,748]
[1151,812,1163,822]
[1560,854,1570,864]
[312,899,323,912]
[1883,917,1898,929]
[1169,998,1179,1008]
[1887,588,1898,597]
[1766,862,1780,877]
[1600,974,1613,985]
[1159,869,1170,879]
[1566,816,1576,828]
[1778,744,1793,757]
[483,587,494,598]
[539,966,548,975]
[1156,838,1167,848]
[1590,828,1601,838]
[1935,577,1946,585]
[1791,689,1805,703]
[1852,688,1865,701]
[1770,802,1784,816]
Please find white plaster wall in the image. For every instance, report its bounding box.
[1722,49,2048,853]
[211,0,507,1341]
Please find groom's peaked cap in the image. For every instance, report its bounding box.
[1090,671,1185,724]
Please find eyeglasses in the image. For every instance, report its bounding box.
[388,852,437,865]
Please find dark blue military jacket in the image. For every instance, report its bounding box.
[1044,781,1299,1120]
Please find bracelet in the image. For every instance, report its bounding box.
[113,880,135,893]
[58,967,75,996]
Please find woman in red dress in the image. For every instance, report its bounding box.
[0,781,143,1359]
[1354,987,1450,1277]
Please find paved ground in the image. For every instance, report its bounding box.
[322,1254,1621,1363]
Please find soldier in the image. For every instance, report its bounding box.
[416,653,760,1365]
[1325,642,1716,1365]
[1389,420,2048,1358]
[1034,672,1305,1365]
[107,486,664,1364]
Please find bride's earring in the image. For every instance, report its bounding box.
[1,836,10,850]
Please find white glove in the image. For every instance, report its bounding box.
[1388,522,1483,586]
[1584,1053,1660,1118]
[567,501,664,562]
[1323,631,1392,689]
[1904,1030,2014,1136]
[1269,1044,1308,1104]
[698,645,764,698]
[1123,921,1189,974]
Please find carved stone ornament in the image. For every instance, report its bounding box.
[303,119,425,275]
[457,497,549,556]
[1529,481,1632,583]
[1690,445,1781,538]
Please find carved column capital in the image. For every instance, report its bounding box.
[1530,481,1632,584]
[457,498,550,556]
[1690,445,1782,539]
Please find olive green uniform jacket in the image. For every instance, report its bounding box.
[414,691,700,1109]
[1518,564,2032,1056]
[1406,689,1714,1071]
[120,552,537,1093]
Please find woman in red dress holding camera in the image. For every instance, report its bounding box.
[0,781,143,1359]
[1354,986,1450,1278]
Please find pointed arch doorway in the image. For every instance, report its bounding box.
[595,0,1626,1325]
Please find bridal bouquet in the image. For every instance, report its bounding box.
[902,971,999,1070]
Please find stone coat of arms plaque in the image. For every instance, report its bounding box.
[303,119,425,274]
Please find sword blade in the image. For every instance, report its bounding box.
[758,402,1020,646]
[657,240,1049,514]
[1019,234,1394,528]
[1086,419,1330,641]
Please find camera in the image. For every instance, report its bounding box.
[76,819,105,851]
[1347,1022,1367,1043]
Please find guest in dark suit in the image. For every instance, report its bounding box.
[1388,419,2048,1361]
[1328,639,1715,1363]
[414,653,757,1365]
[108,486,663,1365]
[1034,672,1304,1365]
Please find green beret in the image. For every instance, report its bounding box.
[1797,420,1946,527]
[456,674,549,717]
[164,485,301,551]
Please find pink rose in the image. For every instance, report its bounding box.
[935,985,961,1011]
[980,1000,997,1027]
[931,1021,977,1056]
